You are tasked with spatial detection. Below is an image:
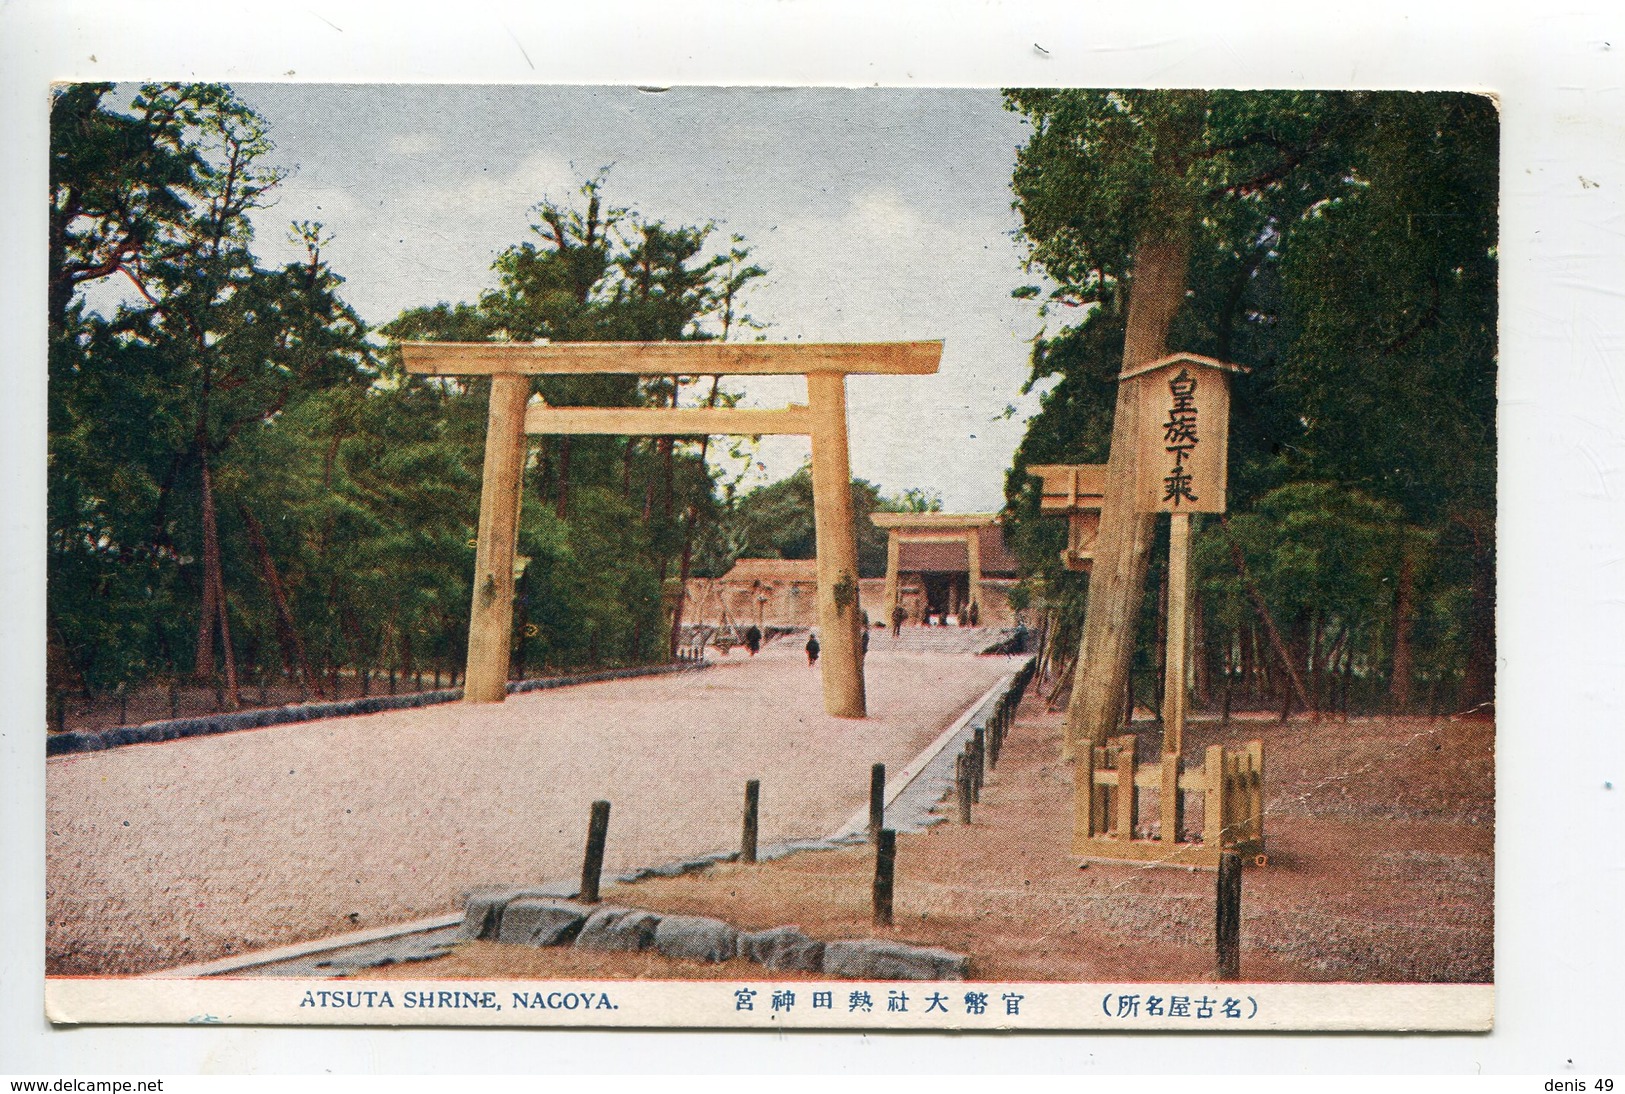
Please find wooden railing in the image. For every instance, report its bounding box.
[1074,735,1265,868]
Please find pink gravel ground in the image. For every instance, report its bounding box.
[46,642,1016,975]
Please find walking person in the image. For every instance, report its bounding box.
[744,624,762,656]
[805,632,820,666]
[891,603,905,638]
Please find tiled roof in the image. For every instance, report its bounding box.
[897,525,1018,576]
[718,557,819,583]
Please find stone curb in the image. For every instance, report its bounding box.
[459,893,967,980]
[45,661,711,757]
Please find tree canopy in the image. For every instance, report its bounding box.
[1002,90,1497,714]
[46,86,776,703]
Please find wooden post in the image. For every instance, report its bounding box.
[1246,739,1266,848]
[868,763,886,845]
[1254,739,1267,847]
[872,828,896,926]
[580,799,611,903]
[972,727,986,802]
[1203,744,1228,848]
[883,530,901,621]
[1163,512,1191,758]
[463,374,530,703]
[956,753,972,824]
[966,527,983,614]
[741,779,760,864]
[1216,850,1242,980]
[1160,753,1183,844]
[1113,734,1138,838]
[806,373,866,718]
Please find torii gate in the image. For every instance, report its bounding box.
[401,340,943,719]
[870,511,997,621]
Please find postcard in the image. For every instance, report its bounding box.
[41,82,1498,1034]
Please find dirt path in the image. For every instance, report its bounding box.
[46,642,1018,975]
[365,698,1493,984]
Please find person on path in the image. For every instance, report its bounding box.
[891,603,905,638]
[744,624,762,656]
[805,633,820,666]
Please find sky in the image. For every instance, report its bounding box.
[223,84,1056,510]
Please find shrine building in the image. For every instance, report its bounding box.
[870,512,1020,626]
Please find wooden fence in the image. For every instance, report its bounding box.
[1073,736,1265,868]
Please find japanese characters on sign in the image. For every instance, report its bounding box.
[733,985,1026,1017]
[1126,353,1243,514]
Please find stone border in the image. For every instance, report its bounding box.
[457,893,969,980]
[978,626,1031,655]
[46,661,711,757]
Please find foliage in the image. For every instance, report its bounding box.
[698,465,938,580]
[1002,90,1497,710]
[48,84,373,693]
[46,88,770,702]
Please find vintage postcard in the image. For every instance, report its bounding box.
[41,82,1497,1034]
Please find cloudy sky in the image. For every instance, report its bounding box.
[227,84,1053,510]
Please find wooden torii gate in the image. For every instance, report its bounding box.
[401,340,943,719]
[870,511,998,621]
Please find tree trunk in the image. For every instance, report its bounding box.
[1152,557,1169,721]
[1458,516,1495,709]
[668,506,699,659]
[1239,620,1255,701]
[195,457,240,708]
[1389,543,1416,712]
[1222,519,1313,714]
[239,503,324,698]
[664,377,724,659]
[554,436,572,521]
[1307,609,1323,720]
[1192,583,1211,706]
[1062,231,1192,754]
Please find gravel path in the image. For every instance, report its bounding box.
[47,642,1015,975]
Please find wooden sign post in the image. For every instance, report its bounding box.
[401,340,942,719]
[1026,463,1108,572]
[1072,353,1263,867]
[1121,352,1244,762]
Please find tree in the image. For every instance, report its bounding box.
[704,465,945,580]
[1003,90,1497,735]
[48,84,373,702]
[380,176,766,670]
